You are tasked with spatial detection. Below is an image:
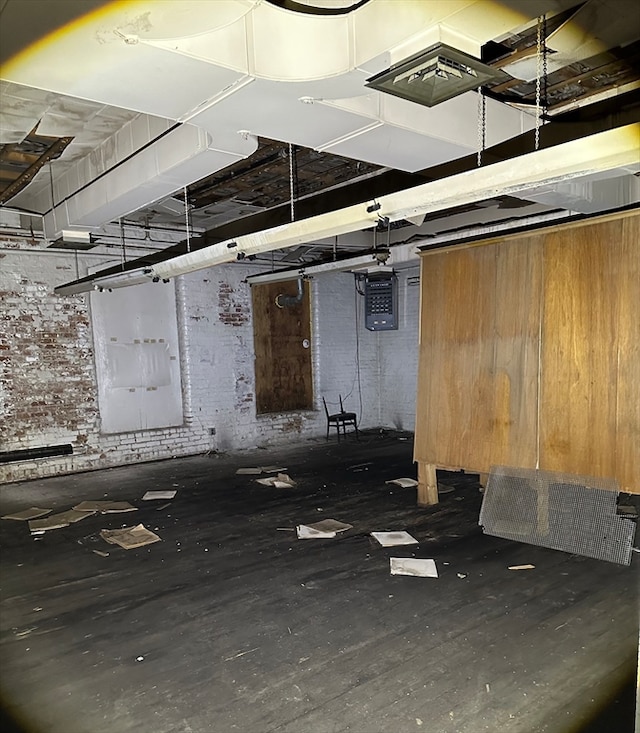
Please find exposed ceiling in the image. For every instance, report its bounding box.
[0,0,638,291]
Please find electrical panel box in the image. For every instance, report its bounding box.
[364,273,398,331]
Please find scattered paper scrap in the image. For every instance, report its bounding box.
[141,490,177,500]
[236,467,263,475]
[28,509,97,533]
[256,473,296,489]
[296,519,352,539]
[371,531,418,547]
[307,519,352,533]
[296,525,336,539]
[2,507,52,521]
[385,478,418,488]
[390,557,438,578]
[260,466,288,473]
[508,564,535,571]
[92,549,110,557]
[73,501,137,513]
[100,524,161,550]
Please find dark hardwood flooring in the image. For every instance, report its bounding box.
[1,431,637,733]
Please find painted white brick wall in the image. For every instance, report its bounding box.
[1,236,420,483]
[378,268,421,432]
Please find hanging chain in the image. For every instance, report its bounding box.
[184,186,191,253]
[289,143,295,222]
[534,14,543,151]
[477,87,486,167]
[119,217,126,270]
[48,161,58,233]
[542,14,548,118]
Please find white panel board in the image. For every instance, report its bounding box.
[90,279,183,434]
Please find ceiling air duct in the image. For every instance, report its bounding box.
[365,43,508,108]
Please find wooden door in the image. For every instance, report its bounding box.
[251,280,313,414]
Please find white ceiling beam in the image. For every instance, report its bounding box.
[55,123,639,295]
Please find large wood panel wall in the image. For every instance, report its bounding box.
[415,210,639,502]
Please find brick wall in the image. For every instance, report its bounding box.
[1,238,420,483]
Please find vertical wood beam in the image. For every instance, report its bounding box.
[417,462,438,506]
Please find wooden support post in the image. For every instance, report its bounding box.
[417,462,438,506]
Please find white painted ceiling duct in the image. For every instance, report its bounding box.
[4,0,579,234]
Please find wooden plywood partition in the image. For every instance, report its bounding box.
[415,210,639,501]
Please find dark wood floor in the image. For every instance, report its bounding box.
[1,431,638,733]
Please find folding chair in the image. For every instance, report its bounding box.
[322,395,359,442]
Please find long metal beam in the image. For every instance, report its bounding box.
[54,94,640,294]
[55,123,640,295]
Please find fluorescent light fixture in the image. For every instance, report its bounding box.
[247,252,382,285]
[55,124,639,295]
[54,267,153,296]
[148,203,380,281]
[366,43,508,107]
[48,229,98,250]
[91,269,155,290]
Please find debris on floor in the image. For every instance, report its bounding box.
[371,531,419,547]
[390,557,438,578]
[256,473,296,489]
[73,501,137,513]
[100,524,161,549]
[236,466,288,475]
[141,490,177,500]
[296,519,352,539]
[508,564,535,571]
[2,507,52,521]
[385,478,418,488]
[28,509,97,533]
[349,462,373,471]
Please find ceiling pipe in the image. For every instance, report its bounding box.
[275,277,305,308]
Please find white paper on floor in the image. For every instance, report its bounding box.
[371,531,418,547]
[73,501,137,513]
[2,507,52,521]
[385,478,418,488]
[237,466,288,475]
[141,490,177,500]
[100,523,161,549]
[296,519,353,539]
[28,509,97,533]
[390,557,438,578]
[256,473,296,489]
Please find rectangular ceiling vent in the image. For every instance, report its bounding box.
[47,230,99,250]
[366,43,508,107]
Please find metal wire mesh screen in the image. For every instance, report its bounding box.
[480,466,636,565]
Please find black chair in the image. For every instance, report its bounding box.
[322,395,359,442]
